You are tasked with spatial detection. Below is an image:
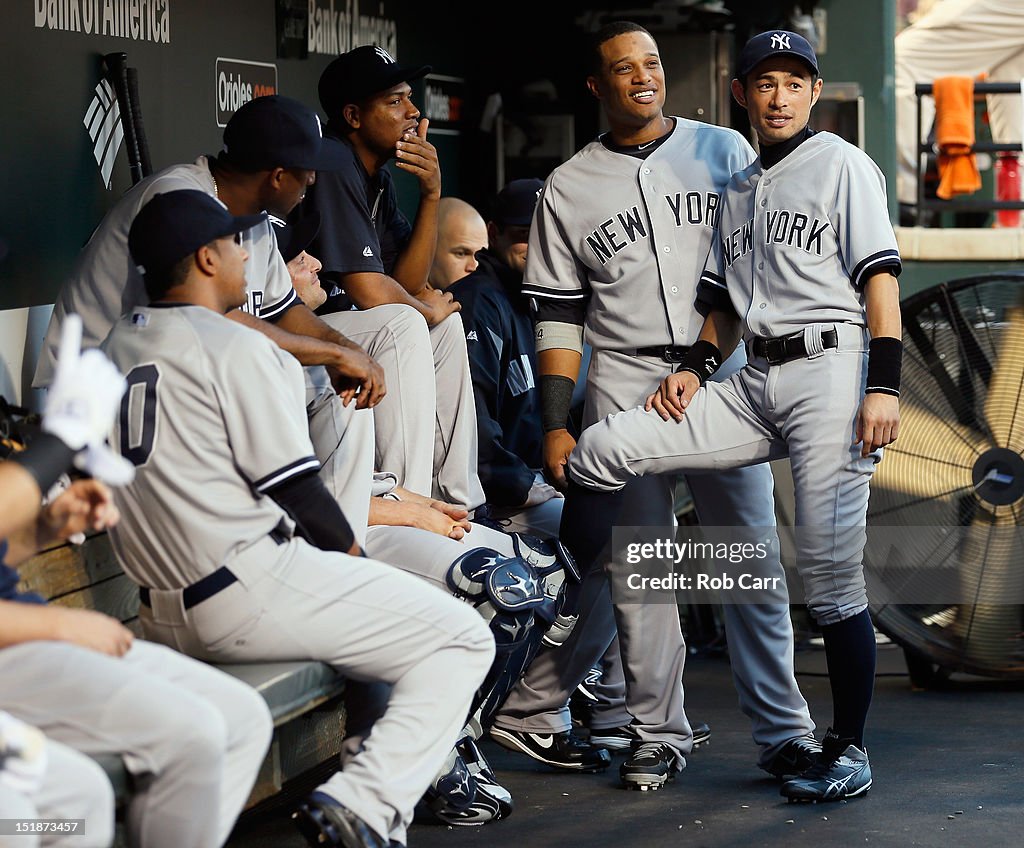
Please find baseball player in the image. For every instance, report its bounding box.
[304,45,486,513]
[102,189,494,848]
[490,21,817,789]
[427,197,489,290]
[277,211,584,826]
[32,95,382,538]
[566,29,903,802]
[276,207,515,828]
[0,325,273,848]
[443,180,565,541]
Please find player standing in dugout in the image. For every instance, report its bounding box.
[561,28,902,803]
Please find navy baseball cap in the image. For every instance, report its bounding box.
[271,209,322,263]
[737,30,818,78]
[492,178,544,227]
[319,45,431,119]
[222,95,348,171]
[129,190,265,276]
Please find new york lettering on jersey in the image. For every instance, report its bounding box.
[721,210,829,269]
[585,191,722,266]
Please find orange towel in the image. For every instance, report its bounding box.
[933,75,982,199]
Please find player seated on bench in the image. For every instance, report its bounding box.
[0,317,272,848]
[100,189,496,848]
[272,212,587,825]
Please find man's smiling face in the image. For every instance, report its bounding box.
[588,30,666,134]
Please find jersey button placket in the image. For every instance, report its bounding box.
[751,179,770,337]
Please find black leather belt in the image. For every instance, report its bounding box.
[139,566,237,610]
[751,327,838,365]
[635,345,691,364]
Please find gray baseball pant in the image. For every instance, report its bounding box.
[570,323,877,626]
[0,641,272,848]
[321,305,485,510]
[0,736,113,848]
[137,534,494,846]
[495,344,814,765]
[305,366,375,547]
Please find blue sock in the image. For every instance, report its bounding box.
[820,609,877,749]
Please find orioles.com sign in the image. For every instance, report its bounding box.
[216,58,278,127]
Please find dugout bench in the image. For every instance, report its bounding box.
[16,530,348,812]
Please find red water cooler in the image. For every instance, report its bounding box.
[994,151,1021,227]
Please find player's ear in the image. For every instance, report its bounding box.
[267,167,288,191]
[730,78,747,108]
[194,244,217,276]
[486,221,500,245]
[809,76,823,108]
[342,103,360,130]
[585,75,601,100]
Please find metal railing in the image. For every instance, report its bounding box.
[915,81,1024,213]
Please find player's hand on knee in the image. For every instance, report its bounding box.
[408,502,471,539]
[645,372,699,422]
[329,348,387,408]
[395,119,441,199]
[543,429,577,492]
[429,499,471,524]
[417,286,461,326]
[51,607,134,657]
[855,393,900,457]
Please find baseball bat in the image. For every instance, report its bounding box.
[126,66,153,179]
[102,51,144,185]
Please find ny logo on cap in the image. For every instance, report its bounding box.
[771,32,791,50]
[375,46,396,64]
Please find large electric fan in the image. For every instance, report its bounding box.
[867,272,1024,687]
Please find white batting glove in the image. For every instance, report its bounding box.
[43,314,127,451]
[0,711,48,796]
[74,443,135,487]
[42,315,135,486]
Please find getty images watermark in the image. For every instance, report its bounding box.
[609,525,1024,606]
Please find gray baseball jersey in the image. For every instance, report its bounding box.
[699,131,901,338]
[33,156,297,388]
[522,118,753,350]
[102,304,315,588]
[498,118,815,765]
[101,303,493,845]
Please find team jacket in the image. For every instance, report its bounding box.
[449,251,542,507]
[301,126,412,314]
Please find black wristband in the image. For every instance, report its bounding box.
[8,433,76,494]
[540,374,576,433]
[676,340,723,386]
[866,337,903,397]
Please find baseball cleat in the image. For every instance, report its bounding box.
[690,722,711,749]
[569,666,603,727]
[619,741,681,791]
[780,729,872,803]
[589,721,708,754]
[489,726,611,772]
[588,724,635,752]
[762,734,822,778]
[454,734,514,821]
[293,791,387,848]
